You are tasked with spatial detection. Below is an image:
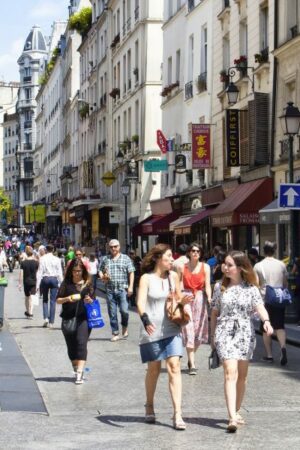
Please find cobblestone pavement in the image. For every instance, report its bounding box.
[0,271,300,449]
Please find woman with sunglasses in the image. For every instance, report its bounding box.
[56,258,94,384]
[177,243,211,375]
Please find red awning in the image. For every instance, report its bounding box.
[174,209,213,235]
[133,211,180,236]
[211,178,273,227]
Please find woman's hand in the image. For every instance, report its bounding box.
[145,323,156,336]
[263,321,273,336]
[180,293,194,305]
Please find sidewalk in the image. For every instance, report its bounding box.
[1,271,300,449]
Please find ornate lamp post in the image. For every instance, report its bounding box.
[120,179,131,254]
[279,102,300,267]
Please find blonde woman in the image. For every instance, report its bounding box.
[210,251,273,432]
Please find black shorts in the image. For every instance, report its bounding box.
[24,284,36,297]
[260,303,285,331]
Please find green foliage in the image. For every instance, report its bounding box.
[38,46,60,86]
[79,103,89,118]
[0,189,11,212]
[69,7,92,37]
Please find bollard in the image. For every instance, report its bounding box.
[0,277,8,329]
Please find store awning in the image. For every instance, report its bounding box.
[133,211,180,236]
[211,178,273,227]
[169,215,193,232]
[259,199,291,224]
[174,209,213,235]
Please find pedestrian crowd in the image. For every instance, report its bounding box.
[2,229,298,433]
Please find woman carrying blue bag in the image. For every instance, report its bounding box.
[57,258,97,384]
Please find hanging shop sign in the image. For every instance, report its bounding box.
[144,159,168,172]
[101,171,116,187]
[192,124,211,169]
[226,109,240,167]
[175,154,186,171]
[156,129,168,154]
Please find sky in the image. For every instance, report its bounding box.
[0,0,70,82]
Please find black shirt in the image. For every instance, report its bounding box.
[57,281,94,320]
[20,259,39,286]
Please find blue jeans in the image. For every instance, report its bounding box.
[106,289,129,335]
[41,276,58,324]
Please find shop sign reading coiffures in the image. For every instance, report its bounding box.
[226,109,240,167]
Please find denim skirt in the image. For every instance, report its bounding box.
[140,335,183,363]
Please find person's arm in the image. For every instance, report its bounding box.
[204,263,212,304]
[128,271,134,297]
[18,265,23,290]
[255,303,273,335]
[210,308,219,349]
[137,274,155,335]
[172,270,193,304]
[36,258,44,291]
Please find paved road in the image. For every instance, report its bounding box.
[0,270,300,449]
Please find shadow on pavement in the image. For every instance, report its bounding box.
[184,417,227,430]
[35,376,75,383]
[96,414,173,429]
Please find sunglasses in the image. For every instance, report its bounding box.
[191,249,200,253]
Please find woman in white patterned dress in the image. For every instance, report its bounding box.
[210,250,273,433]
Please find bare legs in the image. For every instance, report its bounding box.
[186,347,196,368]
[25,295,33,315]
[144,357,184,426]
[223,359,249,421]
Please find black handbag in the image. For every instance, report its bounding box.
[208,349,220,370]
[61,301,79,335]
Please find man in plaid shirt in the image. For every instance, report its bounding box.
[99,239,135,341]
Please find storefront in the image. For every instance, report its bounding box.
[211,178,273,250]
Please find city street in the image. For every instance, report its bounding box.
[0,271,300,449]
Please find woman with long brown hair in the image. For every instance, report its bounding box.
[210,250,273,432]
[177,242,211,375]
[56,258,94,384]
[137,244,193,430]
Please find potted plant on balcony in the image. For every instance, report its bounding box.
[254,48,269,64]
[234,55,247,76]
[219,69,229,83]
[124,137,131,149]
[131,134,139,145]
[109,87,120,99]
[79,103,89,118]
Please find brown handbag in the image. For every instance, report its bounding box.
[165,274,190,326]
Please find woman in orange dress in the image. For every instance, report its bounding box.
[178,243,212,374]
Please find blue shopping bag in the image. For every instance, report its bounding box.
[85,299,105,329]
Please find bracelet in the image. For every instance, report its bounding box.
[262,319,270,324]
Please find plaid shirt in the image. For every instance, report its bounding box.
[100,253,135,291]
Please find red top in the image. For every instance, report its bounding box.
[183,263,206,293]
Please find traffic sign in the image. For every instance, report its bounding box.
[156,130,167,154]
[101,171,116,187]
[278,183,300,208]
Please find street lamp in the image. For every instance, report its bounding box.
[279,102,300,267]
[121,178,131,253]
[225,65,255,106]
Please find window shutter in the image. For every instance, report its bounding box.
[249,92,269,165]
[240,109,249,165]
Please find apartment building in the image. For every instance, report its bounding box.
[210,0,274,251]
[2,112,19,221]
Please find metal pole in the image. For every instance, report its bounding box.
[124,194,128,254]
[289,135,295,267]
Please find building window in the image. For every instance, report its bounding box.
[240,20,248,57]
[287,0,300,39]
[260,6,269,51]
[188,34,194,82]
[168,0,173,19]
[167,56,172,85]
[175,50,181,83]
[201,25,208,74]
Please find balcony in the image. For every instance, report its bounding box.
[23,143,32,150]
[185,81,193,100]
[24,120,32,129]
[290,25,298,39]
[197,72,207,93]
[23,76,32,83]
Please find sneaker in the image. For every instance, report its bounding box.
[110,334,120,342]
[261,356,274,363]
[43,320,49,328]
[49,323,54,329]
[28,314,34,320]
[188,367,198,376]
[280,348,288,366]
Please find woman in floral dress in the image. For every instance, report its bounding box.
[210,251,273,433]
[178,243,212,375]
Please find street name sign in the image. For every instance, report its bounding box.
[278,183,300,209]
[144,159,168,172]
